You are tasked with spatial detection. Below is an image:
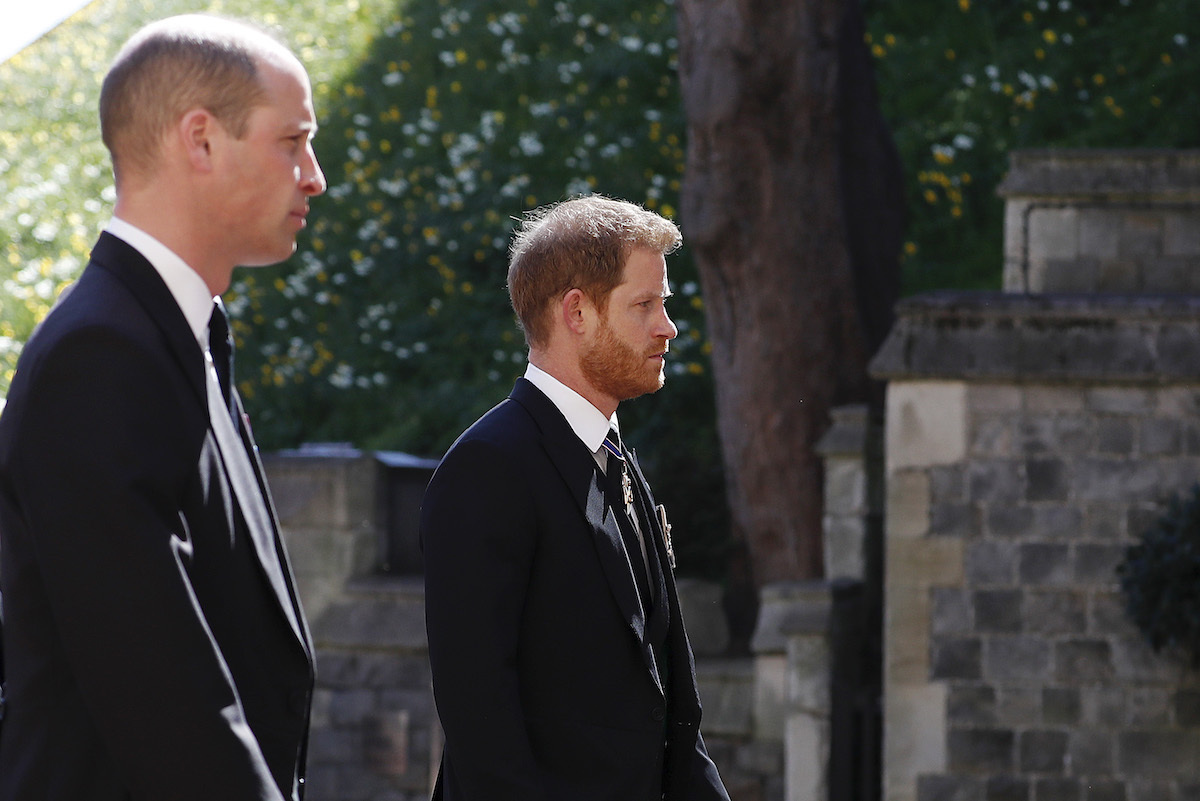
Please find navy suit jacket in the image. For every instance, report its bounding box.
[422,378,730,801]
[0,233,314,800]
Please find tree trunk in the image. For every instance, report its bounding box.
[676,0,903,616]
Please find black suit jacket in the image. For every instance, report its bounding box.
[422,378,730,801]
[0,233,314,801]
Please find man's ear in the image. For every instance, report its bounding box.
[178,108,218,172]
[561,288,592,335]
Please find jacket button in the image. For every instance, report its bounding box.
[652,707,666,722]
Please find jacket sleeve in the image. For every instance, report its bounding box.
[5,326,286,801]
[421,434,550,801]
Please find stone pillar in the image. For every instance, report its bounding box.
[871,291,1200,801]
[997,149,1200,293]
[815,404,883,583]
[753,582,836,801]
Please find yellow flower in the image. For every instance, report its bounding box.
[1093,73,1105,86]
[958,0,969,10]
[945,49,956,61]
[1043,29,1057,44]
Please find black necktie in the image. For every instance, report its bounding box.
[208,302,237,424]
[602,429,654,601]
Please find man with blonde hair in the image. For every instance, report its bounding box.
[0,14,325,800]
[422,195,731,800]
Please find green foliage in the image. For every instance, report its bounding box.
[867,0,1200,293]
[1117,485,1200,667]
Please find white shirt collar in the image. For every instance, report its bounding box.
[523,362,619,457]
[105,217,216,349]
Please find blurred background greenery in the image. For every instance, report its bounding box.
[2,0,1197,578]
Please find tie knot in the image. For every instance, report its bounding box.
[602,429,624,462]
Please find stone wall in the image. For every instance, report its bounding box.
[871,149,1200,801]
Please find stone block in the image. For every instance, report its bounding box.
[887,382,969,472]
[1074,545,1125,586]
[1096,419,1135,455]
[984,636,1051,683]
[1035,777,1081,801]
[786,633,831,714]
[948,686,997,726]
[1043,258,1099,292]
[889,470,932,540]
[985,775,1030,801]
[824,457,867,516]
[310,581,428,650]
[1043,687,1081,725]
[1117,212,1164,258]
[1069,728,1114,774]
[1084,779,1127,801]
[917,774,982,801]
[974,589,1023,633]
[1163,211,1200,256]
[1024,386,1086,414]
[1030,505,1084,541]
[752,581,832,654]
[1116,730,1200,775]
[1019,543,1072,585]
[888,585,932,685]
[1019,730,1068,772]
[784,712,827,801]
[1126,687,1172,727]
[969,384,1024,415]
[1140,418,1183,456]
[1025,590,1087,635]
[1085,388,1155,416]
[995,688,1040,726]
[1175,689,1200,728]
[971,417,1016,459]
[947,728,1014,774]
[1026,459,1070,502]
[968,460,1024,505]
[1096,259,1142,293]
[677,578,731,657]
[754,654,788,742]
[1029,207,1080,261]
[930,466,968,503]
[885,684,949,801]
[965,540,1018,586]
[930,502,978,538]
[1055,639,1115,684]
[1111,636,1179,683]
[265,451,377,531]
[986,505,1034,540]
[1081,687,1126,727]
[889,538,965,589]
[931,638,982,681]
[1079,210,1123,259]
[823,515,867,581]
[1089,591,1134,636]
[932,587,973,636]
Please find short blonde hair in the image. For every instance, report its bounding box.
[507,195,682,348]
[100,15,289,183]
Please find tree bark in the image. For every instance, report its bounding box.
[676,0,903,609]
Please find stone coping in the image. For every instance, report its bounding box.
[997,148,1200,201]
[869,290,1200,383]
